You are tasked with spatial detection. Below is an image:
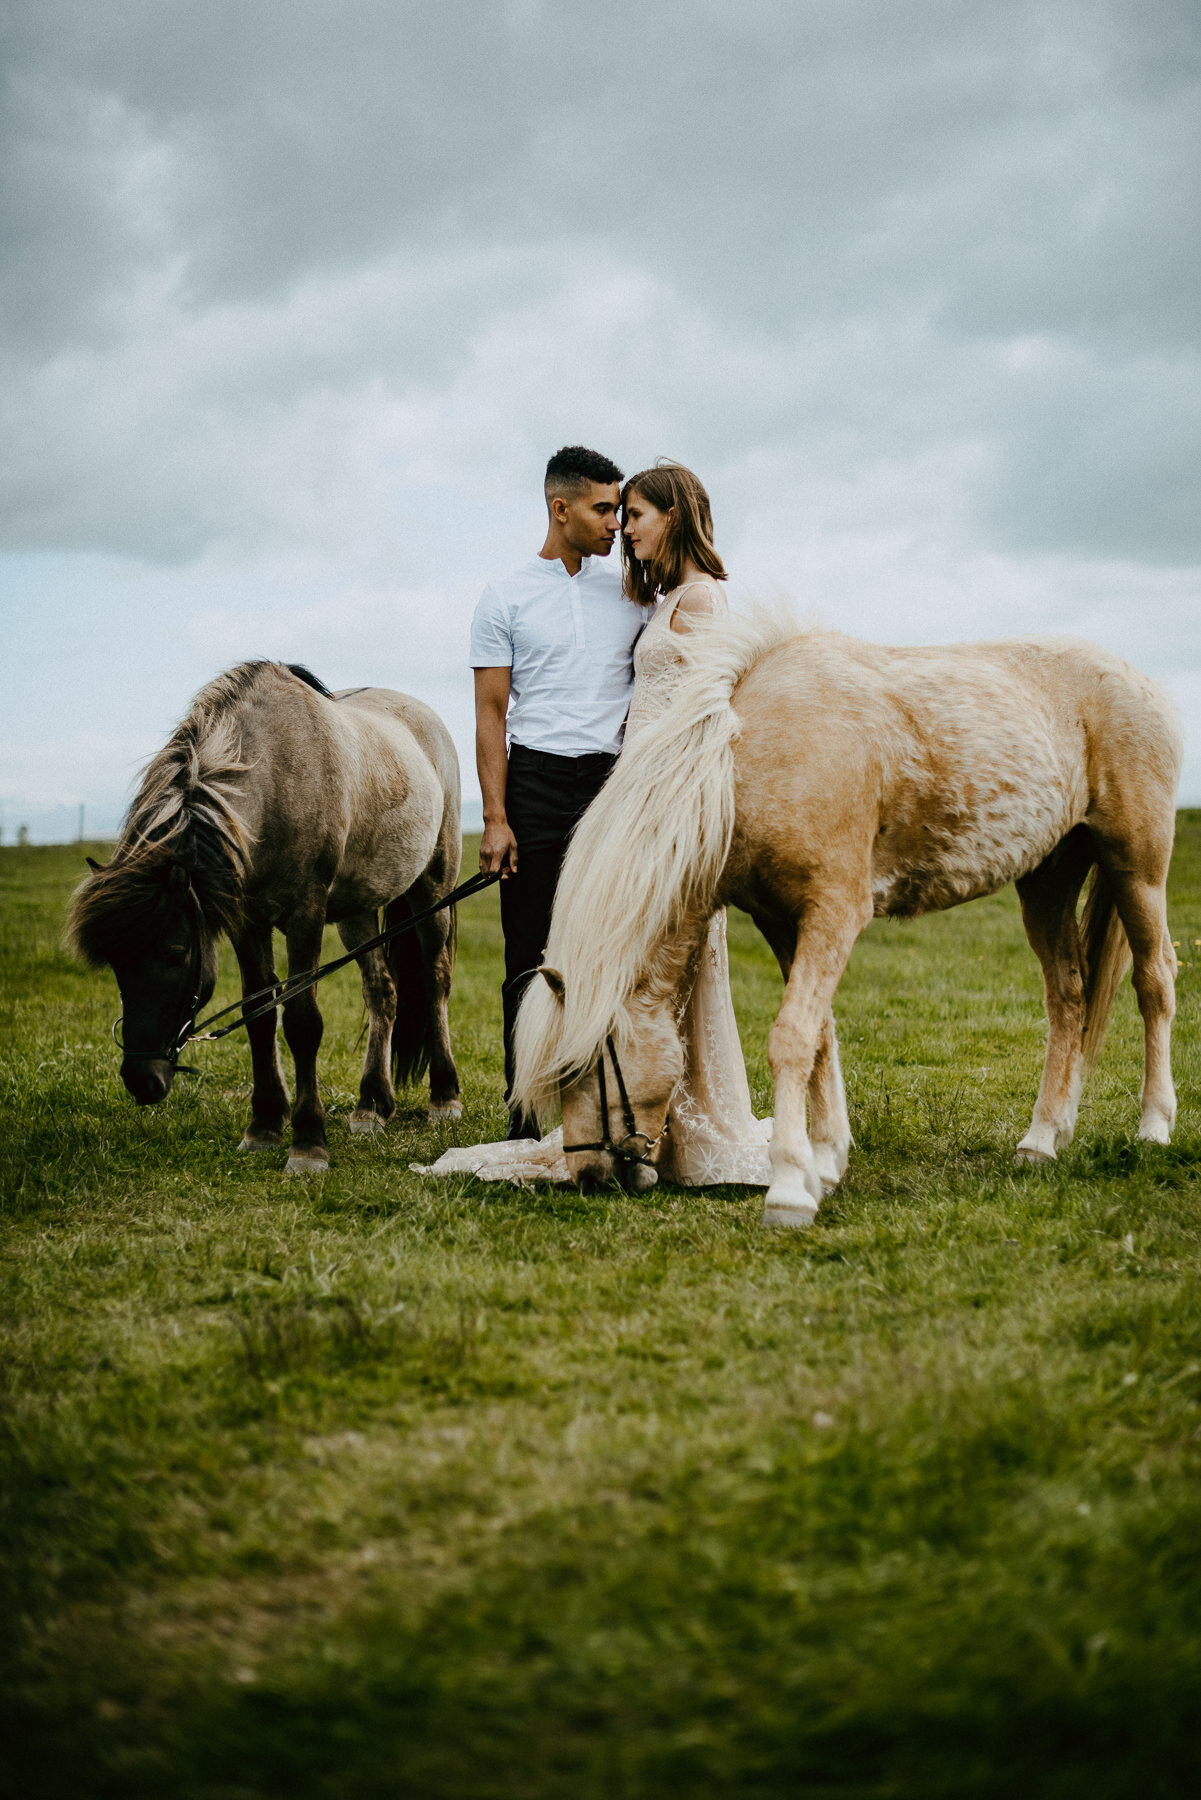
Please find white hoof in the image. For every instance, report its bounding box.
[348,1110,386,1135]
[761,1197,818,1229]
[812,1143,845,1197]
[1138,1116,1172,1146]
[428,1098,463,1122]
[285,1148,329,1176]
[238,1130,284,1153]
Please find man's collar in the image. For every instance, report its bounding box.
[532,553,591,576]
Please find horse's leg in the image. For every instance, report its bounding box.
[336,910,397,1135]
[395,851,462,1121]
[281,901,330,1174]
[414,907,461,1120]
[232,923,290,1151]
[764,901,865,1228]
[1107,871,1177,1144]
[751,909,852,1189]
[1014,828,1094,1163]
[808,1005,851,1195]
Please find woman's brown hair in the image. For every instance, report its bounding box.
[621,461,727,606]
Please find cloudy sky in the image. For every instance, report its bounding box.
[3,0,1199,838]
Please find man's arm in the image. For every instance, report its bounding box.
[474,667,518,875]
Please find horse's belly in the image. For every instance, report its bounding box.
[872,773,1084,918]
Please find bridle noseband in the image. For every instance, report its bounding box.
[561,1031,668,1170]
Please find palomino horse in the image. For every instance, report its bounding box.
[512,617,1182,1225]
[69,661,462,1173]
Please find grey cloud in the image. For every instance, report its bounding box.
[1,0,1198,563]
[984,347,1201,561]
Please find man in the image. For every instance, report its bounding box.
[470,444,648,1139]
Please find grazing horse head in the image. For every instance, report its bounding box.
[555,985,682,1195]
[73,856,222,1104]
[519,968,683,1194]
[68,685,250,1106]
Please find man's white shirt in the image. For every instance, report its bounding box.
[469,554,651,755]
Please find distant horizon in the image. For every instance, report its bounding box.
[0,796,488,847]
[15,798,1201,853]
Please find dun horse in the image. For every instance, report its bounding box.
[513,617,1182,1225]
[69,662,462,1173]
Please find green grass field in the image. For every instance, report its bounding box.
[3,829,1201,1799]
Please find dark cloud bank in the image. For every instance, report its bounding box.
[4,0,1198,560]
[2,0,1200,822]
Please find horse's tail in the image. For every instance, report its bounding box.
[511,606,794,1121]
[386,896,432,1089]
[1079,862,1131,1079]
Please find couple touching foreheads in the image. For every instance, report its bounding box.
[418,445,771,1187]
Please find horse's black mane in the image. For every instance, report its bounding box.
[285,663,332,696]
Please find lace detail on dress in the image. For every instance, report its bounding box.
[411,1127,570,1186]
[414,580,772,1189]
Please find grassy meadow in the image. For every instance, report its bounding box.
[2,827,1201,1798]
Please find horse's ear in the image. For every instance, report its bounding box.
[539,965,566,1002]
[85,855,105,873]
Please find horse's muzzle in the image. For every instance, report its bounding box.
[121,1057,175,1105]
[573,1153,658,1196]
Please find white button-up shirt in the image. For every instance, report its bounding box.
[469,554,651,755]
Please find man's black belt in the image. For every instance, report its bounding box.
[509,743,617,774]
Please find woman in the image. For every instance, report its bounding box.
[414,462,771,1186]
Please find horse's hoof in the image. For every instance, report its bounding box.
[428,1098,463,1122]
[349,1111,386,1135]
[1014,1141,1056,1165]
[812,1145,845,1197]
[761,1198,818,1229]
[285,1148,329,1176]
[1137,1118,1172,1146]
[239,1130,284,1152]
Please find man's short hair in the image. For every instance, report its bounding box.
[544,445,623,500]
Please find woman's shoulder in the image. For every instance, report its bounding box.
[668,578,727,630]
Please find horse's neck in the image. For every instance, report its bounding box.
[639,906,711,1008]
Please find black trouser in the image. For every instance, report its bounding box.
[500,743,617,1109]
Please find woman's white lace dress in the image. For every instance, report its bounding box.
[414,582,772,1186]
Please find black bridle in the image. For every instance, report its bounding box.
[561,1031,668,1170]
[110,869,503,1074]
[112,880,207,1075]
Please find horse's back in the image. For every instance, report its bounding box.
[335,686,454,757]
[233,675,459,919]
[729,630,1180,920]
[316,688,460,909]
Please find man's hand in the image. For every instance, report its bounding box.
[480,817,518,876]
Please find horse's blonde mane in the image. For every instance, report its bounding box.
[122,669,257,867]
[511,606,796,1119]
